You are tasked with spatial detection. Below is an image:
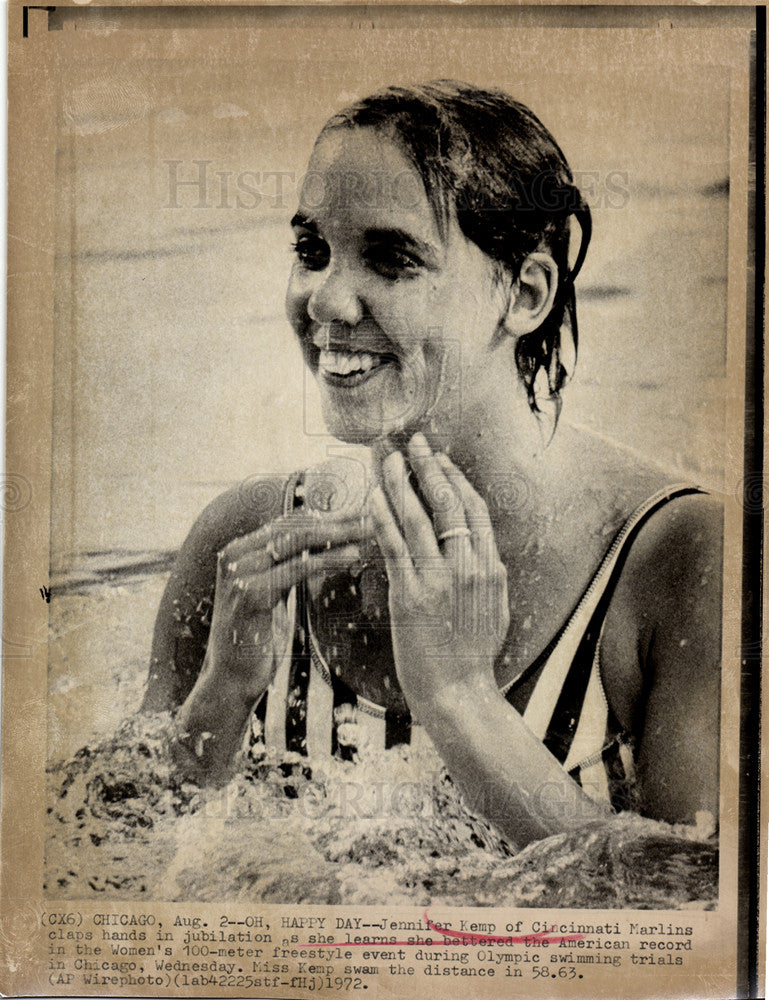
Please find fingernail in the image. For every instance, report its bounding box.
[410,431,430,450]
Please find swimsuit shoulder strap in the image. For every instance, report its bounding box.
[508,484,707,739]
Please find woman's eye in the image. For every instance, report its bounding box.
[365,246,421,278]
[291,235,329,271]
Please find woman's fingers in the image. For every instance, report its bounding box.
[367,485,418,602]
[406,433,473,560]
[268,543,362,604]
[435,452,493,537]
[406,433,467,539]
[222,509,371,565]
[380,449,441,565]
[223,542,363,609]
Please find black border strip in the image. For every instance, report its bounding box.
[739,9,765,999]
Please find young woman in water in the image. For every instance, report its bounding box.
[142,82,722,848]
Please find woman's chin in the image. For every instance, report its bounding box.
[323,409,454,450]
[325,417,404,446]
[327,423,384,446]
[320,400,418,446]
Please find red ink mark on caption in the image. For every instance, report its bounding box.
[299,911,584,951]
[422,911,583,947]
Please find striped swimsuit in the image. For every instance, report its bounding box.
[249,479,706,813]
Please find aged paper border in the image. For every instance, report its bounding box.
[2,3,763,999]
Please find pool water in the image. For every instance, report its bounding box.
[45,576,717,908]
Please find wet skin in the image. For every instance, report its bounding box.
[146,128,723,841]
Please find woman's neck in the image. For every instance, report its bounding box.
[377,384,667,573]
[441,389,570,553]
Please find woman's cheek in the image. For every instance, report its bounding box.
[284,279,300,329]
[285,265,315,316]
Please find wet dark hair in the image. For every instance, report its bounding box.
[320,80,591,415]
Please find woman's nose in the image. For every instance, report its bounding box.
[307,264,364,327]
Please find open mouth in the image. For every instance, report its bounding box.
[317,349,397,388]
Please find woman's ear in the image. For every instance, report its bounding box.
[503,252,559,336]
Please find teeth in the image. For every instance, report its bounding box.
[319,350,382,377]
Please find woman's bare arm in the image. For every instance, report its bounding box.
[145,465,371,784]
[142,480,286,713]
[369,438,611,848]
[602,491,723,825]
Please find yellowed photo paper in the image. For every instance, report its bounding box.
[2,3,762,998]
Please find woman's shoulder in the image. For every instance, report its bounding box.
[621,488,723,596]
[601,487,722,694]
[182,474,292,559]
[596,486,723,734]
[607,484,723,625]
[566,428,723,576]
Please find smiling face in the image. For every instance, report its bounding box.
[285,128,512,446]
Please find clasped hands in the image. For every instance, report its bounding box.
[207,433,510,712]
